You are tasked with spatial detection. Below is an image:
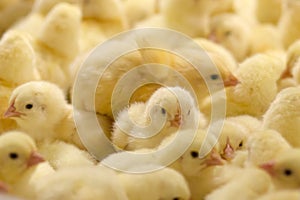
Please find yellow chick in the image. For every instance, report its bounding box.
[0,131,54,199]
[255,0,283,24]
[205,168,273,200]
[0,30,40,133]
[260,148,300,189]
[202,54,283,117]
[257,190,300,200]
[278,0,300,48]
[263,86,300,147]
[4,81,84,149]
[118,167,191,200]
[246,129,291,167]
[112,86,205,150]
[36,166,128,200]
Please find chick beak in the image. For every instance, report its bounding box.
[208,31,219,43]
[259,161,276,176]
[170,113,182,128]
[280,68,292,79]
[3,101,23,118]
[0,182,8,193]
[205,149,225,166]
[221,138,235,161]
[224,74,240,87]
[27,152,45,167]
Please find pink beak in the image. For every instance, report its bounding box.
[259,161,276,176]
[170,113,182,128]
[0,181,8,193]
[224,74,240,87]
[222,138,235,161]
[205,149,225,166]
[27,152,45,167]
[3,101,23,118]
[208,31,219,43]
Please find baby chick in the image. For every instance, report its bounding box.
[118,167,191,200]
[260,148,300,189]
[4,81,84,149]
[246,129,291,167]
[278,0,300,48]
[112,86,205,150]
[202,54,283,117]
[0,131,54,199]
[263,86,300,147]
[36,166,128,200]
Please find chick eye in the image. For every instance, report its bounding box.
[190,151,199,158]
[173,198,180,200]
[210,74,220,80]
[9,152,19,160]
[187,110,190,115]
[239,141,243,147]
[224,30,232,36]
[284,169,293,176]
[25,104,33,109]
[161,108,166,115]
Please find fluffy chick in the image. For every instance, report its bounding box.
[0,131,54,199]
[263,86,300,147]
[260,148,300,189]
[36,166,128,200]
[112,86,205,150]
[118,167,190,200]
[246,129,291,167]
[4,81,84,149]
[202,54,283,117]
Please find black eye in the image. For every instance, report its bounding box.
[161,108,166,115]
[210,74,220,80]
[173,198,180,200]
[187,110,190,115]
[9,152,19,160]
[224,30,232,36]
[190,151,199,158]
[25,104,33,109]
[239,141,243,147]
[284,169,293,176]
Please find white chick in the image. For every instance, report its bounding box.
[255,0,283,24]
[118,167,191,200]
[260,148,300,189]
[256,190,300,200]
[209,13,251,61]
[263,86,300,147]
[112,86,205,150]
[202,54,283,117]
[246,129,291,167]
[0,131,54,199]
[278,0,300,48]
[38,140,96,170]
[0,30,40,133]
[4,81,84,149]
[205,168,273,200]
[36,166,128,200]
[33,3,81,92]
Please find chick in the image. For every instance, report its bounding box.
[0,131,54,199]
[118,167,191,200]
[4,81,84,149]
[246,129,291,166]
[209,13,251,61]
[0,30,40,133]
[205,168,273,200]
[36,166,128,200]
[112,86,205,150]
[278,0,300,48]
[263,86,300,147]
[256,190,300,200]
[202,54,283,117]
[260,148,300,189]
[255,0,282,24]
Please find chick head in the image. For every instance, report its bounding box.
[0,131,44,184]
